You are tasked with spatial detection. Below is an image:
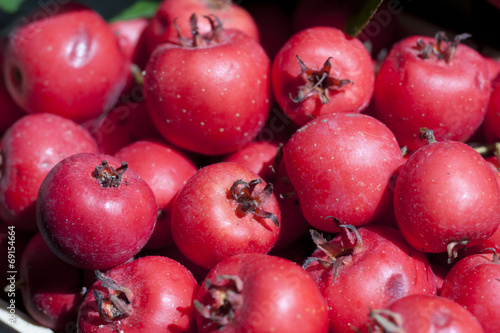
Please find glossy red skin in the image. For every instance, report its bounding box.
[36,153,157,270]
[440,253,500,333]
[20,233,85,331]
[85,102,160,155]
[272,160,310,250]
[110,18,149,95]
[361,294,484,333]
[465,226,500,255]
[0,38,24,134]
[78,255,199,333]
[144,28,271,155]
[115,140,198,249]
[394,141,500,253]
[3,3,128,122]
[196,253,329,333]
[283,113,405,233]
[223,140,279,182]
[305,225,437,333]
[0,113,99,231]
[171,162,281,269]
[144,0,259,53]
[272,27,375,126]
[483,79,500,142]
[373,35,490,151]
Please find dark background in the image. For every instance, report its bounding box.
[0,0,498,53]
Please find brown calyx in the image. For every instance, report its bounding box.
[302,217,363,285]
[364,308,405,333]
[416,31,471,64]
[290,55,353,104]
[230,179,280,226]
[175,13,223,47]
[204,0,231,10]
[93,270,133,323]
[93,160,128,187]
[194,275,244,327]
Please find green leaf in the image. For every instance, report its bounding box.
[0,0,25,13]
[344,0,384,37]
[109,0,159,22]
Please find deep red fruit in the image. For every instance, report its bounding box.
[440,251,500,333]
[20,233,86,331]
[194,253,329,333]
[0,113,99,231]
[360,294,484,333]
[3,3,129,122]
[283,113,404,233]
[272,26,374,125]
[36,153,157,270]
[144,14,271,155]
[171,162,281,269]
[394,138,500,257]
[373,33,490,151]
[0,38,24,135]
[144,0,259,54]
[78,256,199,333]
[110,17,149,96]
[483,77,500,142]
[114,140,198,249]
[304,225,437,333]
[222,140,280,182]
[84,102,160,155]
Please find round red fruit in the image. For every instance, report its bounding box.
[37,153,157,270]
[144,14,271,155]
[171,162,281,269]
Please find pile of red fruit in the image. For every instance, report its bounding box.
[1,0,500,332]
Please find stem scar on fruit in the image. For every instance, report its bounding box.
[93,160,128,187]
[93,270,133,323]
[194,274,244,327]
[290,55,353,104]
[303,217,362,285]
[174,13,223,47]
[229,179,279,227]
[415,31,471,64]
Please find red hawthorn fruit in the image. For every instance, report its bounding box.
[272,26,375,126]
[360,294,484,333]
[144,14,271,155]
[171,162,281,269]
[3,2,129,122]
[283,113,404,233]
[78,256,199,333]
[114,140,198,249]
[373,32,490,151]
[440,251,500,333]
[394,133,500,260]
[0,38,24,135]
[85,102,160,155]
[20,233,86,331]
[110,17,150,96]
[0,113,100,231]
[36,153,157,270]
[304,224,437,333]
[144,0,259,54]
[194,253,329,333]
[222,140,280,182]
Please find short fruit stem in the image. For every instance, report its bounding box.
[93,160,128,187]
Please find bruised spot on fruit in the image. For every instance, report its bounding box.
[290,56,353,105]
[66,27,94,68]
[384,273,406,300]
[431,308,452,328]
[93,160,128,187]
[229,178,279,226]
